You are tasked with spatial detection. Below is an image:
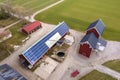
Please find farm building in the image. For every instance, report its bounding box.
[86,19,105,38]
[0,64,26,80]
[19,22,69,69]
[79,33,98,57]
[79,19,107,57]
[22,21,42,34]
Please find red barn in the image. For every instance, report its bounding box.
[86,19,105,38]
[22,21,42,34]
[79,33,98,57]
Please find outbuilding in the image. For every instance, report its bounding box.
[22,21,42,34]
[19,22,69,69]
[79,33,98,57]
[86,19,105,38]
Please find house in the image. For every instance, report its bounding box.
[22,21,42,34]
[79,33,98,57]
[86,19,105,38]
[0,64,26,80]
[19,22,69,69]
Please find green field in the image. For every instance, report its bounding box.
[0,0,58,13]
[80,70,116,80]
[5,20,28,45]
[35,0,120,41]
[0,17,19,28]
[103,59,120,73]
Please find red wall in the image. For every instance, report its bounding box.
[86,28,99,38]
[22,29,28,34]
[79,43,92,57]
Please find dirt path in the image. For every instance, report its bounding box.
[25,0,64,22]
[0,20,21,32]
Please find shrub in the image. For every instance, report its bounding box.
[0,8,10,20]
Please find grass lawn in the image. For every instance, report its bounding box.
[80,70,117,80]
[0,0,59,13]
[103,59,120,73]
[35,0,120,41]
[4,20,28,45]
[0,17,19,28]
[0,42,10,61]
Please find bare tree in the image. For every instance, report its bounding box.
[2,0,13,16]
[0,0,33,20]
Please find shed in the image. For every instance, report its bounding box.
[86,19,105,38]
[22,21,42,34]
[79,33,98,57]
[0,64,26,80]
[19,22,69,69]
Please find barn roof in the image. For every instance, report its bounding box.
[98,38,107,47]
[80,33,98,49]
[0,64,26,80]
[22,21,41,33]
[22,22,69,65]
[87,19,105,35]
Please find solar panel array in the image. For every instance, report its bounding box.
[0,64,26,80]
[22,22,69,65]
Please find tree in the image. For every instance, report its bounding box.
[0,7,10,19]
[0,0,33,20]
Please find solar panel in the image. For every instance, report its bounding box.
[22,22,69,65]
[0,64,26,80]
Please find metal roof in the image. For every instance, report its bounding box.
[22,22,69,65]
[22,21,41,33]
[80,33,98,49]
[98,38,107,47]
[0,64,26,80]
[87,19,105,35]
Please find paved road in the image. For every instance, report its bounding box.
[95,65,120,79]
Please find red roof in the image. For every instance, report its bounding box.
[22,21,41,33]
[71,70,79,77]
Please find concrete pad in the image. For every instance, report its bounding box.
[34,57,59,80]
[64,35,74,45]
